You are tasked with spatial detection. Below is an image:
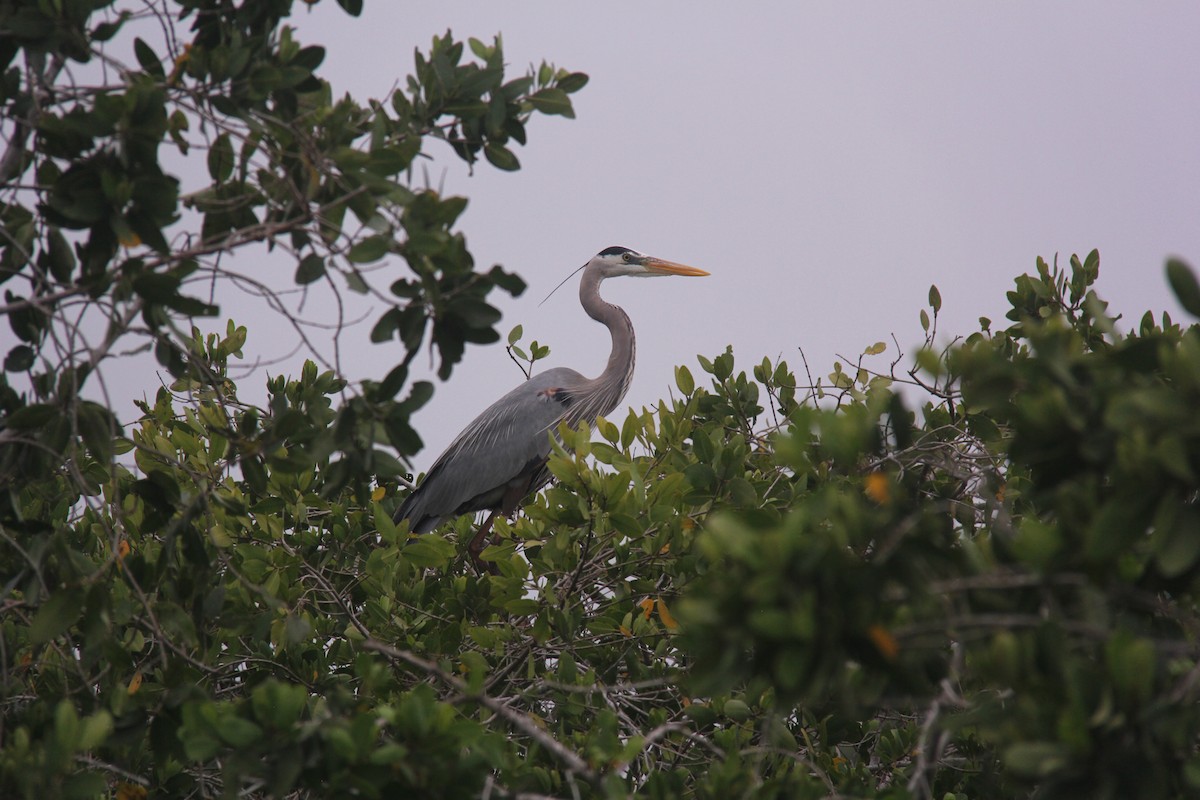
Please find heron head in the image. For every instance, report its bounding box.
[590,245,710,279]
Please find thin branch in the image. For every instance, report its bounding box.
[361,639,599,785]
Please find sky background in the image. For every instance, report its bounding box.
[79,3,1200,470]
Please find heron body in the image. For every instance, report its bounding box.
[393,246,709,569]
[393,366,587,534]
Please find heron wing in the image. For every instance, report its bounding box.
[394,367,586,532]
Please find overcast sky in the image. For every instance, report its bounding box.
[89,3,1200,469]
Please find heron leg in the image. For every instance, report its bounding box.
[467,511,500,575]
[467,483,530,575]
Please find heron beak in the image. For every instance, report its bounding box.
[641,257,710,277]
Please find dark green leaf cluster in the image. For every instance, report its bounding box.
[1,1,586,516]
[680,253,1200,799]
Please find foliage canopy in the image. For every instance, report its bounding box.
[1,0,586,499]
[5,3,1200,800]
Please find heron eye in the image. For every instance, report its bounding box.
[622,252,633,263]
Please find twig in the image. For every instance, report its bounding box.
[906,644,964,799]
[361,638,599,784]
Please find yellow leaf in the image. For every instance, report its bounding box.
[864,341,887,356]
[127,671,143,695]
[117,540,131,560]
[657,598,679,630]
[658,542,671,555]
[117,783,149,800]
[167,43,192,86]
[638,598,654,620]
[864,472,891,505]
[867,624,899,661]
[618,625,632,638]
[118,230,141,248]
[371,486,387,502]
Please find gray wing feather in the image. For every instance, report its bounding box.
[395,368,586,532]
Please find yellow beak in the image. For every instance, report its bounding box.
[643,257,710,277]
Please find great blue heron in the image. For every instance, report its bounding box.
[393,246,709,570]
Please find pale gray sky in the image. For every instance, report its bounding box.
[69,3,1200,469]
[285,2,1200,468]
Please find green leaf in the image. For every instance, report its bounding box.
[484,142,520,171]
[596,416,618,444]
[467,37,489,60]
[507,324,523,345]
[344,269,369,294]
[1166,257,1200,317]
[722,699,751,721]
[295,254,326,284]
[914,347,941,376]
[241,456,268,494]
[91,16,128,43]
[928,284,942,313]
[505,598,540,615]
[347,234,391,263]
[1004,741,1072,778]
[4,344,35,372]
[182,728,222,762]
[1086,495,1149,562]
[367,146,414,176]
[207,134,235,183]
[528,87,574,118]
[448,297,501,328]
[55,699,80,750]
[501,76,533,101]
[252,680,307,730]
[488,265,527,296]
[78,711,114,750]
[557,72,589,93]
[620,412,641,450]
[675,365,694,395]
[371,307,401,343]
[217,715,263,747]
[155,339,187,377]
[63,772,106,799]
[8,404,60,430]
[684,463,716,491]
[404,534,456,569]
[1106,632,1156,706]
[45,226,77,282]
[133,271,182,302]
[1011,517,1062,572]
[30,588,84,644]
[164,293,219,317]
[133,38,164,78]
[459,650,489,693]
[78,401,116,463]
[1155,509,1200,578]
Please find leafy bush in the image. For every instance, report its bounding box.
[6,247,1200,798]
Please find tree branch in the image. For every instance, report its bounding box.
[361,638,599,784]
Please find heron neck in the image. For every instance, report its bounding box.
[579,271,636,417]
